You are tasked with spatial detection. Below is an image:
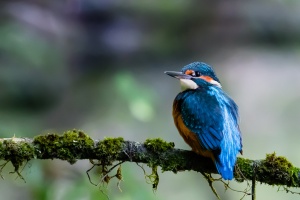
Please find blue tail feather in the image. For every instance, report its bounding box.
[214,159,234,180]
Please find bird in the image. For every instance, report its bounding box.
[165,62,242,180]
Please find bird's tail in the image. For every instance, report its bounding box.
[214,158,234,180]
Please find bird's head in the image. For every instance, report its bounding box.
[165,62,221,91]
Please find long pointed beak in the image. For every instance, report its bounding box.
[164,71,192,79]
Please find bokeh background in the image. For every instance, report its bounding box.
[1,1,300,199]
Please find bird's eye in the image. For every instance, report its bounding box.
[195,71,201,77]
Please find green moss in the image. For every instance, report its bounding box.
[235,157,254,182]
[234,153,300,187]
[140,138,177,190]
[1,139,35,174]
[33,129,94,164]
[94,137,124,165]
[144,138,175,152]
[147,165,159,191]
[33,131,124,165]
[159,151,189,173]
[265,153,293,171]
[143,138,183,174]
[259,153,299,187]
[235,153,300,187]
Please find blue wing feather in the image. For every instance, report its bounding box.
[177,89,224,151]
[199,131,219,150]
[176,86,242,180]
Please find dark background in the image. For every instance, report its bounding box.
[1,1,300,199]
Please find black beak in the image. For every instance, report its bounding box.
[164,71,192,79]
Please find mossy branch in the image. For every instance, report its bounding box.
[0,130,299,188]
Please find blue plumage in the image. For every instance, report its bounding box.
[165,62,242,180]
[182,62,220,83]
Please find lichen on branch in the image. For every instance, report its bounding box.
[0,129,300,189]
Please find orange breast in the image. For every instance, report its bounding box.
[173,100,214,159]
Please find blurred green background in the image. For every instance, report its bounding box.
[1,1,300,199]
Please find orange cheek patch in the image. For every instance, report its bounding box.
[185,70,194,75]
[200,75,213,82]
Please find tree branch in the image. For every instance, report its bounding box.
[0,130,299,188]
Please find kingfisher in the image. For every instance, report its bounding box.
[165,62,242,180]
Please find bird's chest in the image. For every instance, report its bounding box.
[172,90,219,158]
[172,91,205,140]
[172,99,211,156]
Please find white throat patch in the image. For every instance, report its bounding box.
[210,80,222,88]
[179,78,222,91]
[180,79,198,91]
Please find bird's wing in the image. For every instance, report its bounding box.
[180,91,225,151]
